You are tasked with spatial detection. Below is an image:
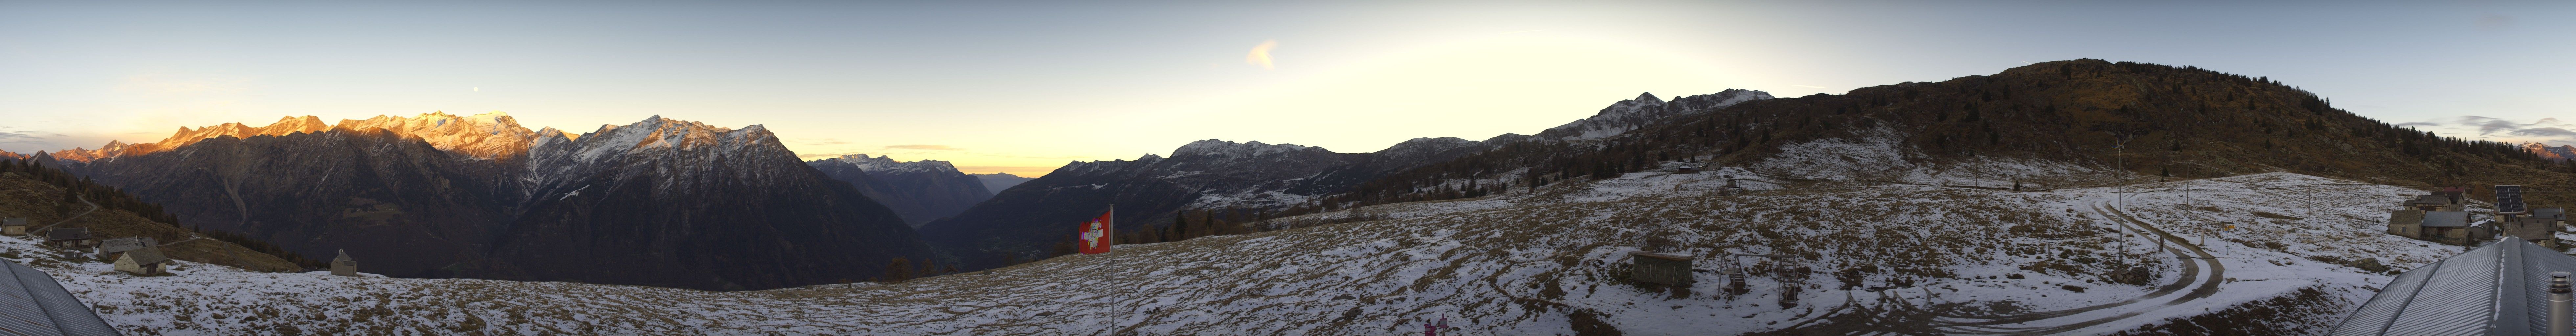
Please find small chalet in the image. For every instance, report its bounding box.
[330,249,358,276]
[98,237,156,260]
[42,228,95,250]
[112,246,169,276]
[0,218,23,236]
[1627,251,1693,285]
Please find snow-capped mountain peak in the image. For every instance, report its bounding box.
[1533,89,1772,141]
[332,111,540,159]
[560,115,764,164]
[1171,139,1330,158]
[828,154,962,174]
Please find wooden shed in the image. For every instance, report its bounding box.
[1628,251,1693,285]
[0,218,24,236]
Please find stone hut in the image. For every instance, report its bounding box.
[2535,208,2567,227]
[0,218,24,236]
[330,249,358,276]
[1627,251,1693,285]
[2507,217,2558,247]
[113,246,168,276]
[97,237,155,260]
[2419,211,2472,245]
[2388,210,2427,238]
[42,228,95,250]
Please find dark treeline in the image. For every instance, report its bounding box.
[0,158,324,269]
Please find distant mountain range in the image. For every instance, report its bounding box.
[917,89,1773,269]
[968,172,1036,193]
[35,112,932,290]
[808,154,992,227]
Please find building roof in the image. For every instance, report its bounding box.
[1627,251,1690,261]
[2332,239,2576,336]
[2407,194,2456,206]
[333,249,353,264]
[1,218,23,227]
[120,247,168,266]
[0,260,123,335]
[43,228,89,241]
[97,237,154,255]
[2422,211,2472,228]
[2536,208,2567,221]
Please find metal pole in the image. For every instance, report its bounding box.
[2551,271,2571,336]
[2117,139,2127,268]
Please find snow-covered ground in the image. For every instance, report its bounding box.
[3,165,2460,334]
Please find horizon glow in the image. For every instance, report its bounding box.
[1,1,2569,177]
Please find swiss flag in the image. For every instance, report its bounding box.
[1078,209,1114,254]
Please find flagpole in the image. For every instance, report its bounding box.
[1108,203,1118,336]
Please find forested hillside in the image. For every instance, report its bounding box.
[1326,59,2572,210]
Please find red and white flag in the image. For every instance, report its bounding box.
[1078,208,1114,254]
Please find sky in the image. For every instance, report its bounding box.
[0,1,2569,176]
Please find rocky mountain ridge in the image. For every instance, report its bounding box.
[1530,89,1774,141]
[2523,142,2574,162]
[51,112,540,162]
[43,113,932,290]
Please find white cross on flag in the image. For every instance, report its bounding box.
[1078,208,1113,254]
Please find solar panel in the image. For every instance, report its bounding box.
[2496,185,2527,214]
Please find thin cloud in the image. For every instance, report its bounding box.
[886,143,968,150]
[0,128,52,144]
[2415,116,2576,146]
[1246,40,1277,70]
[2511,127,2576,138]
